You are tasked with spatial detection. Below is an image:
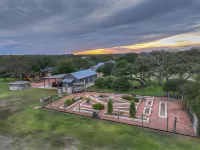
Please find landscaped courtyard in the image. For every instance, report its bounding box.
[45,92,195,136]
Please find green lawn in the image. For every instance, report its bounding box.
[1,79,200,150]
[87,86,164,96]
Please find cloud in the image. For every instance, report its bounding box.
[0,0,199,54]
[0,39,20,48]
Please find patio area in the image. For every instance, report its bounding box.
[44,92,195,137]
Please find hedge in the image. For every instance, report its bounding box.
[133,97,140,103]
[122,95,133,101]
[65,99,73,105]
[92,103,105,110]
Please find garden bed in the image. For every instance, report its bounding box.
[59,98,82,109]
[143,107,152,116]
[113,106,138,111]
[158,101,167,118]
[145,97,155,100]
[103,112,150,123]
[145,100,154,107]
[72,107,95,115]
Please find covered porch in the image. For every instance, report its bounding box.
[41,74,68,89]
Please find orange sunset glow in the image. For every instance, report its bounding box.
[73,33,200,55]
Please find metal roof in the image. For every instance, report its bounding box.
[92,62,104,68]
[62,78,74,83]
[71,69,96,79]
[40,67,53,73]
[9,81,30,85]
[91,60,115,69]
[44,74,68,79]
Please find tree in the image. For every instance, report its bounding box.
[116,60,128,68]
[115,63,148,87]
[182,75,200,127]
[105,76,115,88]
[134,56,153,84]
[107,99,113,114]
[55,59,77,74]
[112,77,132,91]
[96,66,103,73]
[98,55,114,62]
[163,79,187,98]
[94,77,106,88]
[129,100,136,117]
[150,49,185,85]
[119,53,138,63]
[73,57,92,70]
[102,62,115,76]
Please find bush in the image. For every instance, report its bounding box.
[86,97,91,103]
[105,76,114,88]
[163,79,187,93]
[122,95,133,101]
[112,77,132,91]
[94,77,106,88]
[133,97,140,103]
[129,100,136,117]
[65,99,73,106]
[80,96,83,99]
[99,94,108,98]
[169,91,174,97]
[92,103,104,110]
[107,99,113,114]
[72,97,75,101]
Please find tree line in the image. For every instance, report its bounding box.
[95,48,200,89]
[0,54,120,79]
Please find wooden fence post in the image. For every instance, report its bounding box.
[42,98,44,107]
[118,109,119,122]
[79,102,80,114]
[174,117,177,133]
[196,121,199,137]
[50,98,52,109]
[142,113,144,127]
[167,116,168,131]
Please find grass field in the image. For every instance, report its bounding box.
[1,79,200,150]
[87,86,164,97]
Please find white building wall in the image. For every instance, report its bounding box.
[9,85,25,91]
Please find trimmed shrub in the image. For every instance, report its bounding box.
[122,95,133,101]
[80,96,83,99]
[129,100,136,118]
[65,99,73,106]
[92,103,104,110]
[133,97,140,103]
[86,97,91,103]
[99,94,108,98]
[107,99,113,114]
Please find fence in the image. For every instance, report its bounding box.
[87,86,167,97]
[41,92,198,137]
[185,104,199,137]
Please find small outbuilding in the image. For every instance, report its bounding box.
[9,81,30,91]
[39,67,53,77]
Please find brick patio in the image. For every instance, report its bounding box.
[44,92,195,136]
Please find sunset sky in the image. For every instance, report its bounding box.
[0,0,200,54]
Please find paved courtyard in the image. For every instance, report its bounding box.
[44,92,195,136]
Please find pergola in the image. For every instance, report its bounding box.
[43,74,68,88]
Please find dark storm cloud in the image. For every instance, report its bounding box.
[0,0,199,54]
